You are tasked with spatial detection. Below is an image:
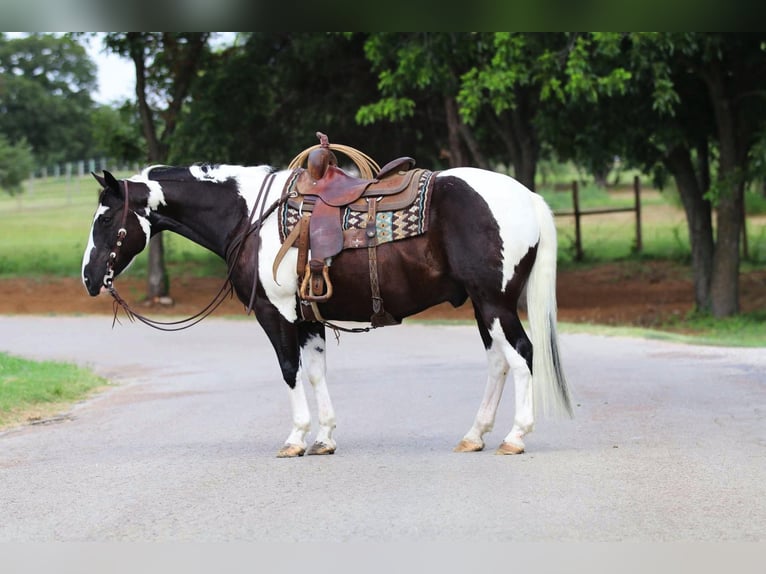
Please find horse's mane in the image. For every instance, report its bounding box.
[144,165,202,181]
[144,164,277,183]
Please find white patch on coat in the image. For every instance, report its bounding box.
[134,211,152,247]
[128,166,166,211]
[437,167,540,292]
[194,165,298,321]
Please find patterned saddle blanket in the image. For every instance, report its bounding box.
[278,169,436,249]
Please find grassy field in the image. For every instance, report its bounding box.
[2,171,765,276]
[0,351,107,429]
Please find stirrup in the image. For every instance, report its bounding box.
[300,261,333,303]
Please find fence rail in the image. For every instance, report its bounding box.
[554,175,643,261]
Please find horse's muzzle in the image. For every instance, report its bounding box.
[82,275,104,297]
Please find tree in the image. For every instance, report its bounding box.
[90,103,144,164]
[354,33,489,172]
[173,33,445,169]
[593,33,766,317]
[102,32,211,304]
[0,134,34,194]
[459,33,632,191]
[0,33,97,166]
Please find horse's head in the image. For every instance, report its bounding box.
[82,170,152,296]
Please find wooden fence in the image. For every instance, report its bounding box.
[554,175,642,261]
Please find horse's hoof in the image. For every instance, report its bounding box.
[495,441,525,455]
[307,442,336,455]
[454,439,484,453]
[276,444,306,458]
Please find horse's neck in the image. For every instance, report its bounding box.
[150,178,247,259]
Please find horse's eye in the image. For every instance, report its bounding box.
[101,215,113,225]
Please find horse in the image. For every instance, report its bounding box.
[81,159,573,457]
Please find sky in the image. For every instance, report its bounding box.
[85,35,135,104]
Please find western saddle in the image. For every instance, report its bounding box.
[276,132,429,327]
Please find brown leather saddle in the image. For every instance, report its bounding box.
[277,132,427,327]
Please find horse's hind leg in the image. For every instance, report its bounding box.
[456,305,534,455]
[487,318,535,455]
[454,311,509,452]
[299,323,337,455]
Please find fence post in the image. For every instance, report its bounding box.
[633,175,643,254]
[572,180,583,261]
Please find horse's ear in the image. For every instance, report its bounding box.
[103,170,121,192]
[92,171,106,188]
[94,170,123,199]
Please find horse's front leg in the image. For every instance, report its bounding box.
[256,303,311,457]
[299,322,336,455]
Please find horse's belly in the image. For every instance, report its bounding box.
[317,237,464,322]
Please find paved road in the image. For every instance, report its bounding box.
[0,316,764,541]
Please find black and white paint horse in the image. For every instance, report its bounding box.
[82,163,572,457]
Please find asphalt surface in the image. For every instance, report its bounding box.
[0,316,764,541]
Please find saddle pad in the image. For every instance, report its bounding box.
[279,170,436,247]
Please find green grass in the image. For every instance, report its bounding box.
[0,351,107,429]
[559,311,766,348]
[409,313,766,348]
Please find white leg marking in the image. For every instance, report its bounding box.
[488,320,534,450]
[459,341,509,449]
[283,373,311,451]
[302,334,336,452]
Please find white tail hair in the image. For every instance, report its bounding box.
[526,193,573,418]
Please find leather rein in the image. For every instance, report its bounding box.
[104,173,281,331]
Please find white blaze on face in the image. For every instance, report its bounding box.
[191,165,299,321]
[82,204,110,285]
[437,167,540,292]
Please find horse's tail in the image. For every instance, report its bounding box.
[526,193,573,419]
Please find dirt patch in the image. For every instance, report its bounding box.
[1,261,764,327]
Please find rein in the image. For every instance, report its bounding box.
[105,173,281,331]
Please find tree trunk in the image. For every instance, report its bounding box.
[491,110,539,191]
[126,33,170,302]
[457,122,489,169]
[146,234,169,302]
[706,62,746,317]
[444,96,467,167]
[664,146,714,312]
[710,173,744,317]
[124,33,207,304]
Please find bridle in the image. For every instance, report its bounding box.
[102,181,130,291]
[103,173,282,331]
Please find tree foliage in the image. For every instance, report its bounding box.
[0,134,34,194]
[172,33,448,169]
[0,33,96,166]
